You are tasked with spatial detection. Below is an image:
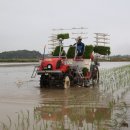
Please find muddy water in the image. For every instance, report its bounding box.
[0,62,130,130]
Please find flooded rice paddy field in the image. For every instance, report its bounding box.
[0,62,130,130]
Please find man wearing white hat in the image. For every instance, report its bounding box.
[74,36,85,57]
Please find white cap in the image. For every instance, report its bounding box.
[76,36,82,41]
[59,38,63,41]
[75,36,82,42]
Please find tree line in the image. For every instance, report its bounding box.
[0,50,42,59]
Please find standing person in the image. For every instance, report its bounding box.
[74,36,85,57]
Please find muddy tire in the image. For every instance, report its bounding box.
[92,67,99,86]
[63,76,70,89]
[40,75,46,88]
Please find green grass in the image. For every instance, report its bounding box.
[0,59,39,62]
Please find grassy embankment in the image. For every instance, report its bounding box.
[0,59,39,62]
[0,58,130,62]
[110,57,130,62]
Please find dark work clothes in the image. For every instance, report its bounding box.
[76,42,85,56]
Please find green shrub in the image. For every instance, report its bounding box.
[82,67,88,76]
[57,33,69,39]
[53,46,66,56]
[83,45,94,59]
[94,46,111,55]
[67,46,76,58]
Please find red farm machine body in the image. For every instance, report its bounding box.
[32,34,100,88]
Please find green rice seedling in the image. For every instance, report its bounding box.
[7,116,12,130]
[99,65,130,103]
[105,101,128,130]
[14,123,18,130]
[0,122,8,130]
[0,118,11,130]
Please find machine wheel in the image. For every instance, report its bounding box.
[40,75,47,88]
[92,67,99,86]
[63,76,70,89]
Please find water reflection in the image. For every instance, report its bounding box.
[34,88,111,130]
[33,64,130,130]
[34,106,111,130]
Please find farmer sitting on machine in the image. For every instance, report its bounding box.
[73,36,85,58]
